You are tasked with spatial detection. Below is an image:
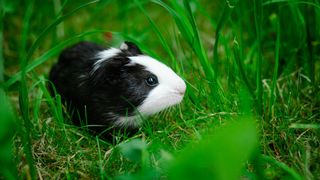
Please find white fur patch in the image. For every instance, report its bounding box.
[114,115,144,128]
[120,42,129,51]
[91,48,121,74]
[129,55,186,116]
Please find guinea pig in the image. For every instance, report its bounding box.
[49,41,186,137]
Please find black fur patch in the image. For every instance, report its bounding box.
[121,41,143,55]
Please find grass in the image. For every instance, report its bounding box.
[1,0,320,179]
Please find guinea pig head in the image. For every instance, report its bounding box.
[128,55,186,116]
[89,42,186,127]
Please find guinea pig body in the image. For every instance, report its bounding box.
[49,41,186,135]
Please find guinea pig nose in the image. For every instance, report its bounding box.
[178,89,185,96]
[176,81,186,95]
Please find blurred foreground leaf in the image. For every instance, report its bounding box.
[0,89,17,179]
[118,138,148,163]
[116,139,161,180]
[168,118,258,180]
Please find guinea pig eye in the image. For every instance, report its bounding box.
[145,75,158,86]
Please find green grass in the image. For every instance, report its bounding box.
[1,0,320,179]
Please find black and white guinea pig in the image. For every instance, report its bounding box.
[49,41,186,136]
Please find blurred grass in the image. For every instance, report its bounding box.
[1,0,320,179]
[254,0,263,115]
[18,0,36,178]
[0,89,17,179]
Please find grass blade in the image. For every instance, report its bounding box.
[304,4,315,84]
[134,0,175,63]
[153,0,224,108]
[289,123,320,129]
[183,0,226,108]
[262,155,303,180]
[37,76,64,124]
[254,0,263,115]
[96,137,107,180]
[152,0,193,47]
[24,0,99,64]
[0,8,4,83]
[269,13,280,117]
[4,29,105,88]
[19,1,36,178]
[213,3,231,76]
[233,39,255,98]
[182,0,215,81]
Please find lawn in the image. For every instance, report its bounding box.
[1,0,320,179]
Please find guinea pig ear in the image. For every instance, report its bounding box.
[90,57,130,85]
[120,41,143,56]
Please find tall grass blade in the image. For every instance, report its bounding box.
[262,155,303,180]
[32,86,43,126]
[152,0,193,48]
[18,1,36,179]
[213,3,231,76]
[134,0,175,63]
[263,0,320,9]
[56,0,70,16]
[25,0,99,64]
[153,1,224,108]
[182,0,215,81]
[269,13,280,117]
[233,39,255,98]
[96,137,107,180]
[53,0,65,39]
[0,7,4,83]
[183,0,226,108]
[4,30,105,88]
[37,76,64,124]
[254,0,263,115]
[304,4,315,84]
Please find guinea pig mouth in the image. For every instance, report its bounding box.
[174,89,185,97]
[174,93,185,105]
[110,92,184,128]
[136,92,185,116]
[161,93,185,110]
[171,91,184,102]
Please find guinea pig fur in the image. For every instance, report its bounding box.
[49,41,186,136]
